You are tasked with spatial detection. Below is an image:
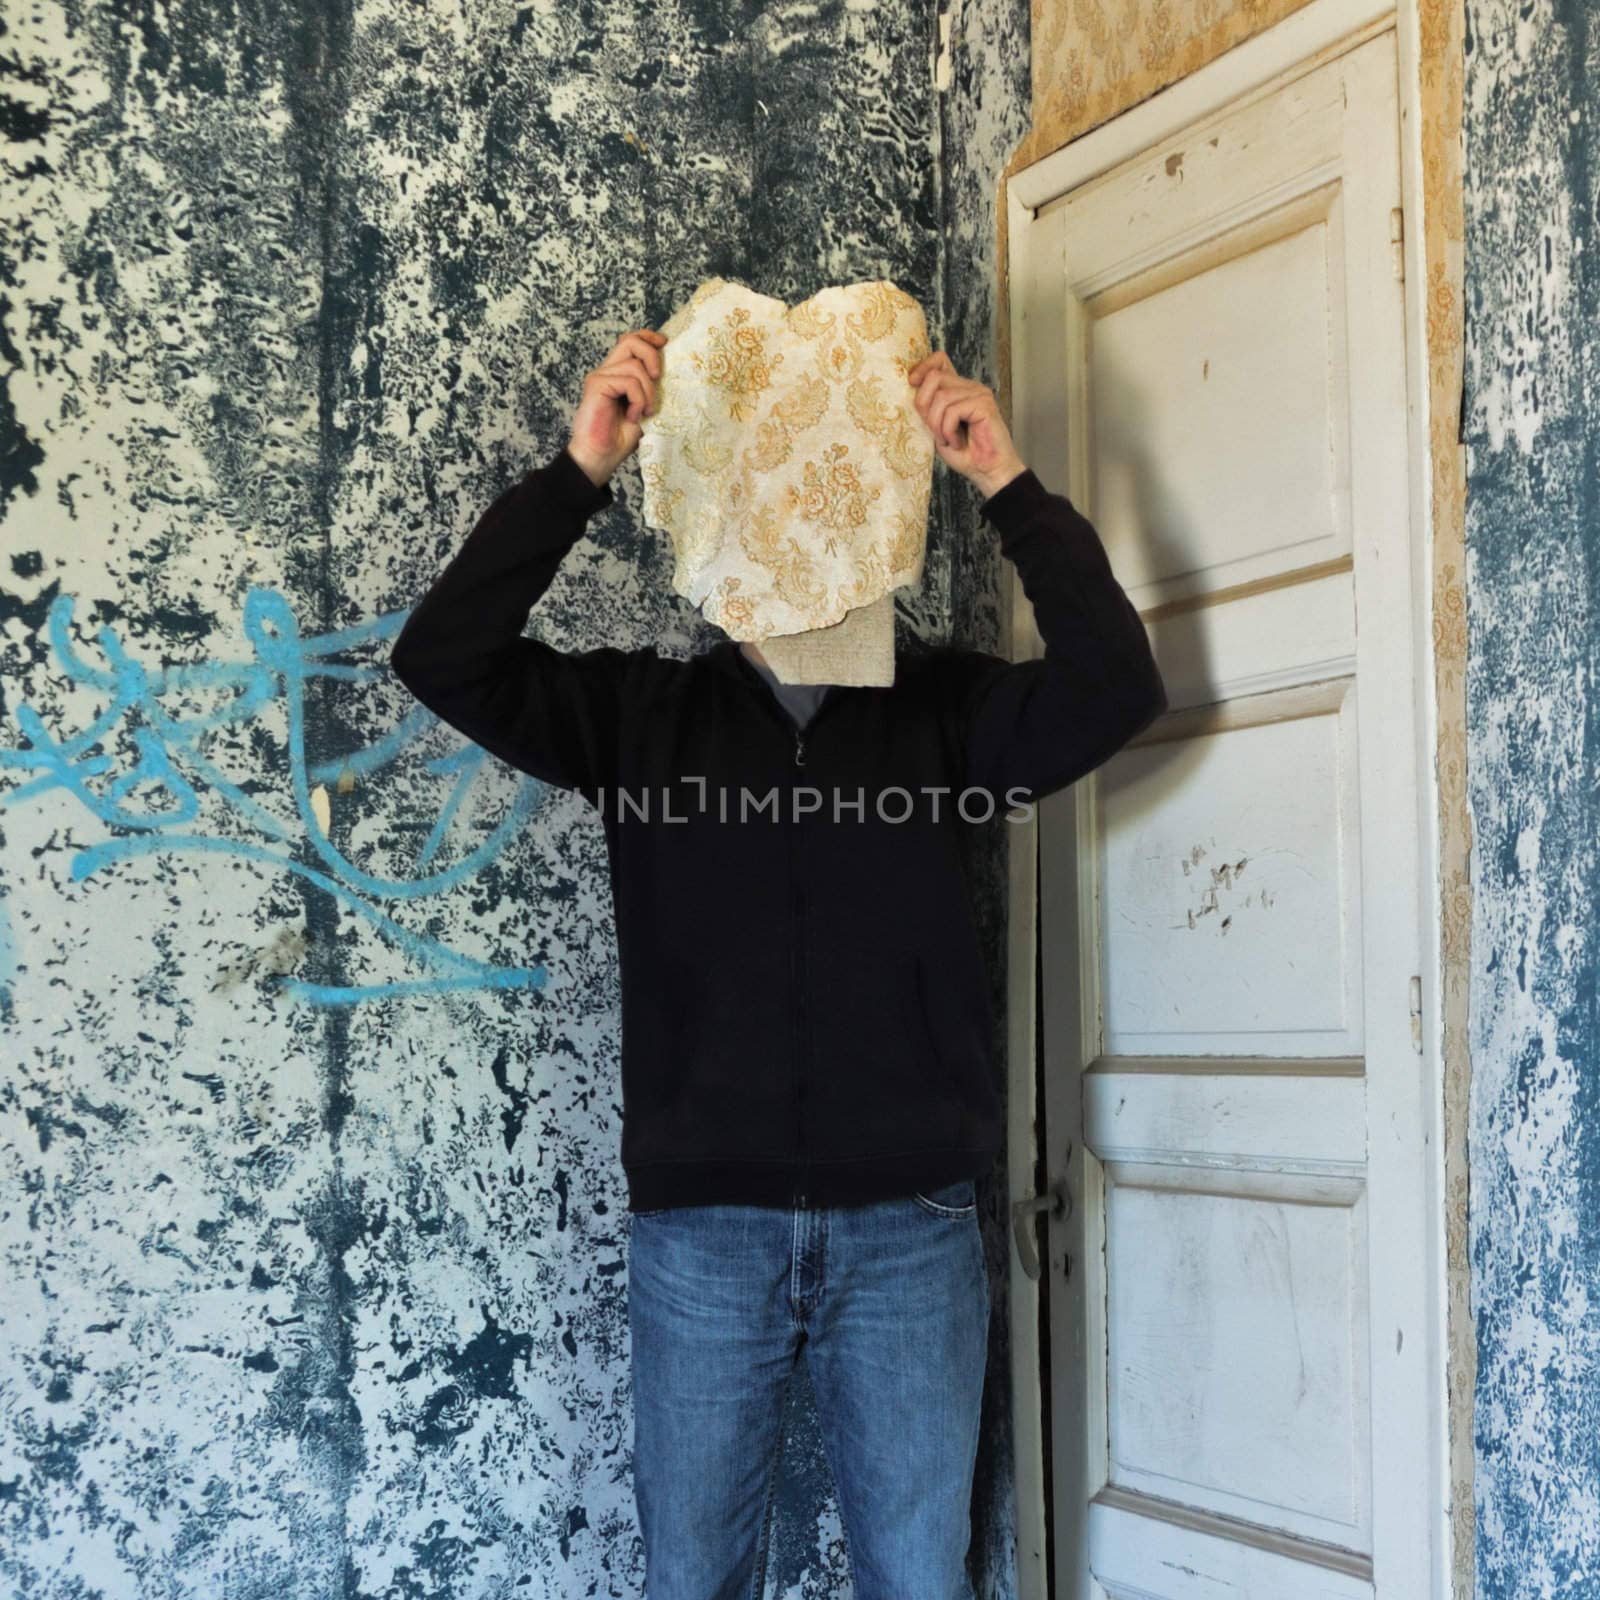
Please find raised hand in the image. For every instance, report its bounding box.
[566,328,668,488]
[907,351,1027,500]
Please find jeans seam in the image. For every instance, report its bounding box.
[789,1205,802,1326]
[838,1489,862,1598]
[749,1361,794,1600]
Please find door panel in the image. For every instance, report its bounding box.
[1105,1167,1367,1536]
[1089,202,1350,598]
[1097,680,1363,1057]
[1027,24,1419,1599]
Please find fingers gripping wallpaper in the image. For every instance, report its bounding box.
[0,2,1029,1596]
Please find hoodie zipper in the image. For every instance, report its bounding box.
[784,697,847,1204]
[790,792,807,1204]
[721,648,857,1206]
[782,694,859,1205]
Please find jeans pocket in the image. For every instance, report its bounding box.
[912,1178,977,1217]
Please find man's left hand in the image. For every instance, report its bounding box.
[907,351,1027,501]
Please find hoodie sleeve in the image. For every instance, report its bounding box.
[953,467,1168,806]
[389,444,642,807]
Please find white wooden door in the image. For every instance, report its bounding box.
[1008,18,1442,1599]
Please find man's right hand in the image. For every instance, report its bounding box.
[565,327,667,489]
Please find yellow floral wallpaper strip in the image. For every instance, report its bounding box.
[1018,0,1314,171]
[1413,1,1471,1590]
[994,0,1470,1588]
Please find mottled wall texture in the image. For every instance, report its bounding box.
[0,2,1029,1596]
[1463,1,1600,1594]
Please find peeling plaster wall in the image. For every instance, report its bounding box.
[0,3,1026,1595]
[1463,1,1600,1594]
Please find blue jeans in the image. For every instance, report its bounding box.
[626,1178,990,1600]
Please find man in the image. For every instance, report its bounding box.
[390,323,1165,1599]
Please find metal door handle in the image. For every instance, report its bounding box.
[1011,1141,1072,1282]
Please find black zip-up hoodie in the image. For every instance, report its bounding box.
[390,444,1166,1213]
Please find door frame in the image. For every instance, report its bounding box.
[999,0,1453,1594]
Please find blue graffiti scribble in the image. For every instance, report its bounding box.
[0,588,558,1007]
